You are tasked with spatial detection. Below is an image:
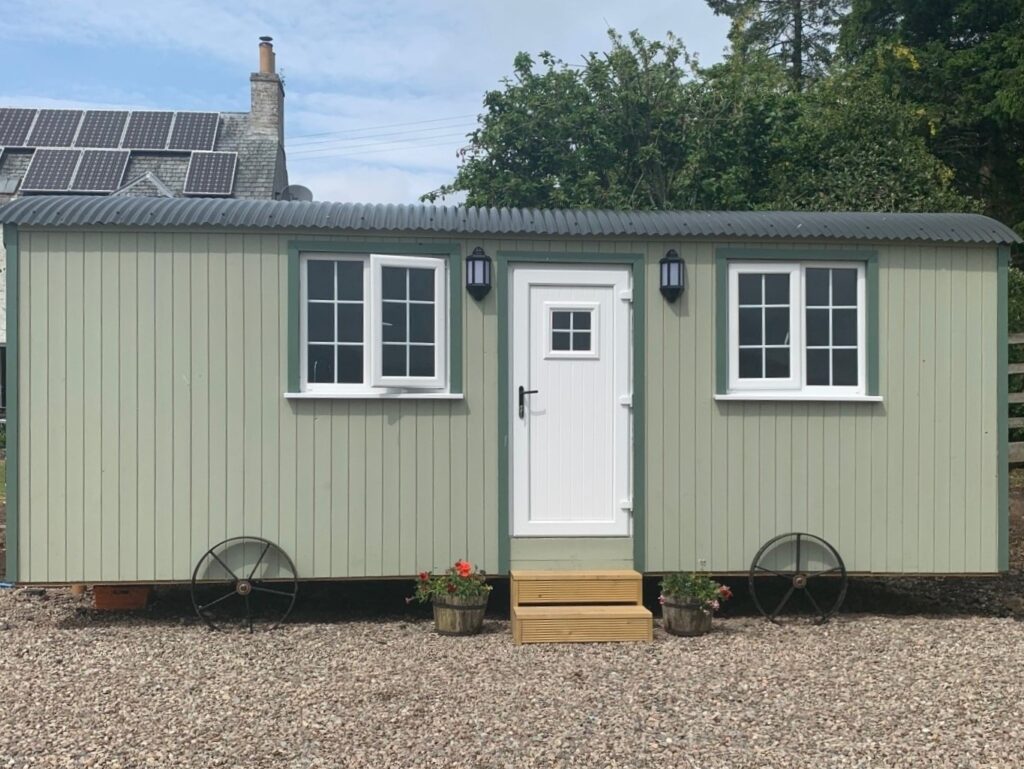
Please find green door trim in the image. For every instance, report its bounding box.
[286,239,463,394]
[3,225,18,582]
[998,244,1009,571]
[714,247,880,396]
[496,250,646,574]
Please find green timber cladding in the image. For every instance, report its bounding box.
[0,197,1018,583]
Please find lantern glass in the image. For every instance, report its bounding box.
[659,250,684,302]
[466,247,492,300]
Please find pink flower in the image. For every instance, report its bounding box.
[658,595,666,605]
[710,599,720,612]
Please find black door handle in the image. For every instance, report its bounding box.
[518,385,539,418]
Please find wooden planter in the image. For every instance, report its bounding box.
[93,585,151,611]
[661,599,712,637]
[432,594,489,635]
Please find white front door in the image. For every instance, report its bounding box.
[510,264,632,537]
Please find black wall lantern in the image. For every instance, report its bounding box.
[466,246,492,301]
[659,249,684,302]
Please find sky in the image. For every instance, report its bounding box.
[0,1,732,203]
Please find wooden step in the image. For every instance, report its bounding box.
[512,604,653,644]
[510,569,642,605]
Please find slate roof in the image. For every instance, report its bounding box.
[1,196,1019,244]
[0,111,288,203]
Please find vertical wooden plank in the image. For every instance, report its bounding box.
[313,400,332,577]
[118,234,139,579]
[693,244,714,571]
[363,404,384,575]
[242,235,263,555]
[81,231,102,581]
[24,234,44,581]
[726,404,745,570]
[207,234,229,551]
[190,234,210,573]
[790,403,808,536]
[963,253,983,570]
[902,247,921,571]
[64,233,85,581]
[347,401,367,575]
[932,247,953,571]
[837,405,856,563]
[481,246,500,574]
[775,406,792,544]
[152,233,174,579]
[916,247,937,572]
[276,236,299,575]
[330,400,350,576]
[224,236,245,551]
[806,404,824,540]
[398,403,417,572]
[885,248,906,570]
[415,401,434,571]
[758,405,777,552]
[46,234,67,581]
[381,402,402,574]
[854,407,872,571]
[135,233,156,580]
[947,249,968,572]
[172,233,192,579]
[979,254,998,569]
[100,233,120,581]
[464,245,485,566]
[260,238,281,564]
[646,250,665,569]
[742,406,761,568]
[870,250,890,572]
[432,401,451,570]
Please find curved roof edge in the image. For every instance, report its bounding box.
[0,195,1019,245]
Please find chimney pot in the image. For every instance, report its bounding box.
[259,36,275,75]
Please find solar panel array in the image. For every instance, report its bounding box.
[70,150,130,192]
[21,149,82,192]
[22,148,132,193]
[0,107,219,150]
[183,151,237,196]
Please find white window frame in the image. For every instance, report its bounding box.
[544,301,600,360]
[299,252,449,396]
[727,261,866,397]
[370,254,447,390]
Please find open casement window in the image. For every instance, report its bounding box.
[300,253,448,394]
[728,261,866,396]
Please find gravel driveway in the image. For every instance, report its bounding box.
[2,590,1023,768]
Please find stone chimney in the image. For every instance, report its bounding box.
[250,36,284,142]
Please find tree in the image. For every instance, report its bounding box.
[706,0,849,89]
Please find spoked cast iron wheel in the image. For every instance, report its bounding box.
[190,536,298,632]
[748,532,848,625]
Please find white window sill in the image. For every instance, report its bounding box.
[285,391,464,401]
[714,392,883,403]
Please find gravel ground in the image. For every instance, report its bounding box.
[2,589,1024,768]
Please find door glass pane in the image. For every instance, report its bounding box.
[573,311,591,330]
[572,332,591,351]
[307,260,334,300]
[552,311,571,329]
[739,348,762,378]
[307,344,334,383]
[382,266,406,300]
[409,345,434,377]
[807,349,829,386]
[336,261,363,300]
[382,344,406,376]
[336,345,363,383]
[552,331,571,351]
[832,349,858,386]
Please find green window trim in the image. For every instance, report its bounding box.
[714,246,880,397]
[3,224,18,582]
[495,250,646,574]
[286,239,462,396]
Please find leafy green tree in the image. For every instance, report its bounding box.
[706,0,849,88]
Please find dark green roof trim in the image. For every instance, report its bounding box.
[0,196,1019,245]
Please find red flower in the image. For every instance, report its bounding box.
[455,560,472,578]
[446,583,456,593]
[719,585,733,600]
[419,571,430,581]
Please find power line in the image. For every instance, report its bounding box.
[288,131,471,158]
[288,136,469,162]
[286,115,477,143]
[287,122,475,150]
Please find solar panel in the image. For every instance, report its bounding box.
[27,110,83,147]
[168,112,219,151]
[69,149,130,192]
[0,108,38,146]
[75,110,128,148]
[183,151,237,196]
[121,111,173,150]
[21,149,82,192]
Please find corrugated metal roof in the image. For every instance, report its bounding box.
[0,195,1019,244]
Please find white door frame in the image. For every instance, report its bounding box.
[508,263,633,537]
